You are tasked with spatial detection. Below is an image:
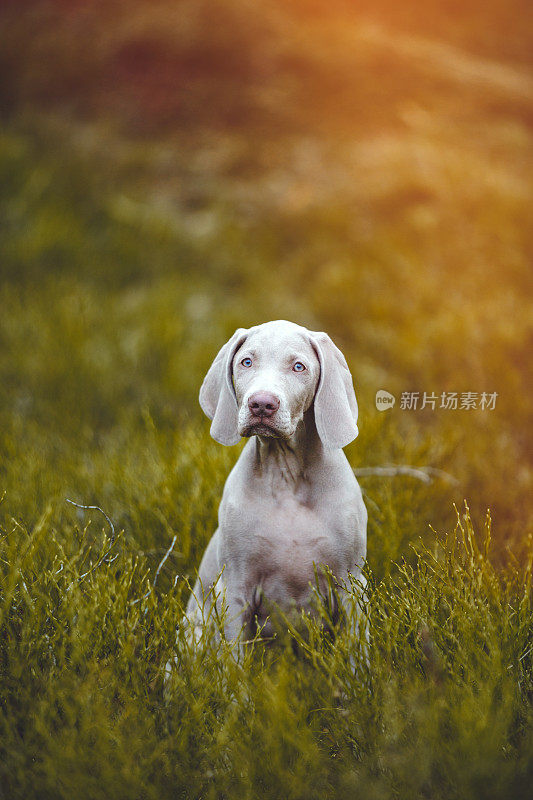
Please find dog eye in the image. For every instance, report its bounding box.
[241,357,253,367]
[293,362,306,372]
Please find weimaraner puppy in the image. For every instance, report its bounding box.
[187,319,367,646]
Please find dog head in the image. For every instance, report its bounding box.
[199,320,358,449]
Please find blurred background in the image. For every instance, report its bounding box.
[1,0,532,573]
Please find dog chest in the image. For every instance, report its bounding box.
[220,492,353,589]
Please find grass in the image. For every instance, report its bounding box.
[1,495,531,799]
[1,1,532,797]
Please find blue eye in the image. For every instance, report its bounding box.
[241,357,253,367]
[293,362,306,372]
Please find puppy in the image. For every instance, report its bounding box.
[186,320,367,646]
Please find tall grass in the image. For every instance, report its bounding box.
[0,492,531,798]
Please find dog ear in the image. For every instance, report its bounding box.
[309,331,358,449]
[199,328,249,446]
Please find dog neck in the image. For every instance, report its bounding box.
[252,409,323,494]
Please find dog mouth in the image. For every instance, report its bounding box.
[242,419,285,438]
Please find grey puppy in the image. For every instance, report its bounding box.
[184,320,367,646]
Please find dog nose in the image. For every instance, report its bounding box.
[248,392,280,418]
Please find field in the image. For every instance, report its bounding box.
[1,1,532,797]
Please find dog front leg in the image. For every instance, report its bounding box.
[221,579,253,657]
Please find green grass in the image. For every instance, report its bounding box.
[1,494,531,799]
[1,1,532,797]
